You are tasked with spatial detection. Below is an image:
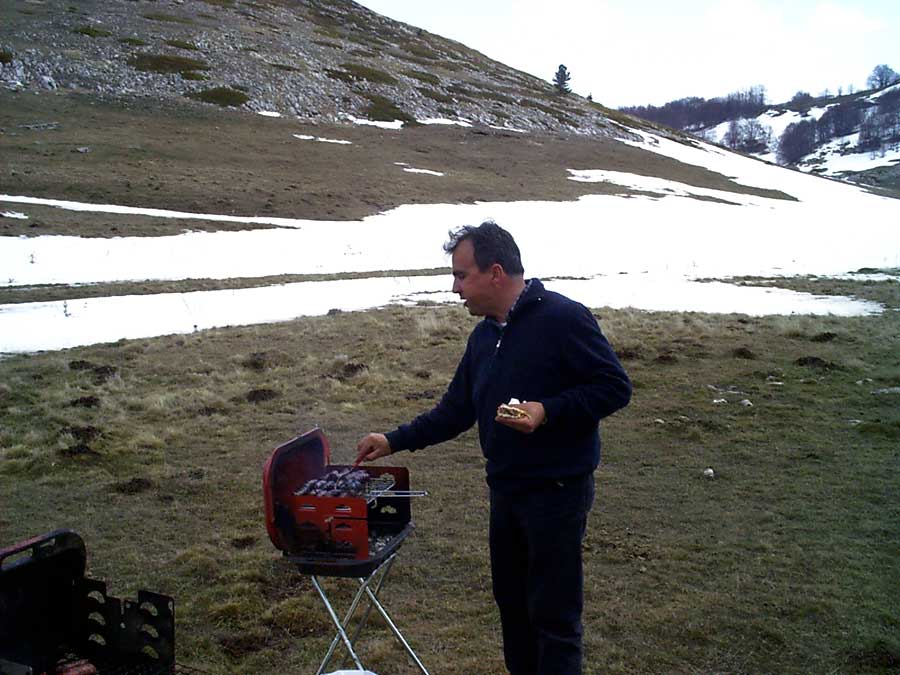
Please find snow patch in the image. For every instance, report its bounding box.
[0,274,881,354]
[293,134,352,145]
[489,124,528,133]
[402,167,444,176]
[419,117,472,127]
[343,115,404,130]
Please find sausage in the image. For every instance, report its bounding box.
[55,660,98,675]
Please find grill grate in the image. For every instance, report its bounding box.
[363,474,396,501]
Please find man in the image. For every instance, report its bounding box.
[356,221,631,675]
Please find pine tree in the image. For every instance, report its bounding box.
[553,64,571,95]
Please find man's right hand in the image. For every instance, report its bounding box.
[355,433,392,465]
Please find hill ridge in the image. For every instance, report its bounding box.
[0,0,650,139]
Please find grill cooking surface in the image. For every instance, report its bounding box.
[295,469,394,499]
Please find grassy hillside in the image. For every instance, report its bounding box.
[1,286,898,673]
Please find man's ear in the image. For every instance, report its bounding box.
[490,263,505,281]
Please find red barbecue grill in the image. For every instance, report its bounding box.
[263,428,430,674]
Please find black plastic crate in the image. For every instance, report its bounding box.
[0,530,180,675]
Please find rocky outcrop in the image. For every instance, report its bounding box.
[0,0,644,139]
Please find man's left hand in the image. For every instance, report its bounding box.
[495,401,546,433]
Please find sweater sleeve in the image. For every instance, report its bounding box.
[385,339,478,452]
[539,305,631,431]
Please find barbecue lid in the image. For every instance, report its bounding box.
[263,427,332,551]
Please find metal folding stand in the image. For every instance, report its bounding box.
[311,553,430,675]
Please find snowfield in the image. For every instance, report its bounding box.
[1,127,899,353]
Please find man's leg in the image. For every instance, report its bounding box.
[490,489,538,675]
[522,474,595,675]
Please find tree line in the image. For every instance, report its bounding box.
[620,65,900,166]
[777,86,899,164]
[620,86,768,130]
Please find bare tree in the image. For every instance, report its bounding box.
[723,120,742,149]
[620,85,767,130]
[723,119,773,153]
[553,64,571,95]
[867,64,900,90]
[778,120,817,164]
[740,119,773,153]
[817,102,864,142]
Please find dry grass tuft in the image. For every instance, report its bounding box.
[186,87,250,107]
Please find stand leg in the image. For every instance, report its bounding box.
[344,555,396,661]
[313,574,367,674]
[308,553,429,675]
[363,584,431,675]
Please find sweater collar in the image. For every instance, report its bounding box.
[490,278,543,327]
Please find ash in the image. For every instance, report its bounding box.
[369,533,394,554]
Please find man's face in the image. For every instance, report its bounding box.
[451,239,498,317]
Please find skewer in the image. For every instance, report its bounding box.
[371,490,428,498]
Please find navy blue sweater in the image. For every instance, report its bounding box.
[386,279,632,493]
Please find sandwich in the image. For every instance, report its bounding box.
[496,403,531,421]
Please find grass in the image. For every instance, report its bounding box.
[520,97,566,117]
[359,93,416,124]
[325,63,398,86]
[73,26,113,38]
[1,301,898,673]
[403,70,440,86]
[401,41,442,61]
[165,39,201,51]
[126,53,210,75]
[142,12,195,25]
[312,39,341,50]
[312,26,341,39]
[416,86,454,104]
[268,62,303,73]
[186,87,250,107]
[0,268,450,305]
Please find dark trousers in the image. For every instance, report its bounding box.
[489,473,595,675]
